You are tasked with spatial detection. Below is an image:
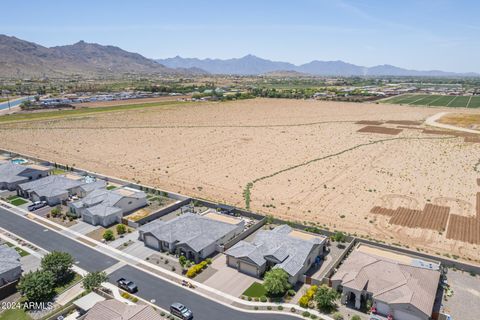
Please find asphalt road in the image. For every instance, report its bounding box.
[0,207,300,320]
[109,265,299,320]
[0,207,117,272]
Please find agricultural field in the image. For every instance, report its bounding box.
[382,94,480,108]
[1,98,480,262]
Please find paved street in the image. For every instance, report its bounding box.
[0,207,300,320]
[0,207,117,272]
[109,265,299,320]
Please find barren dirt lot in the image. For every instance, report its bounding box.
[1,98,480,262]
[72,95,190,108]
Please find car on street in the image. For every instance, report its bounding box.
[170,302,193,320]
[28,200,47,211]
[117,277,138,293]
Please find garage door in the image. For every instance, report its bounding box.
[393,309,424,320]
[227,256,238,268]
[145,235,160,250]
[376,302,391,316]
[239,261,258,277]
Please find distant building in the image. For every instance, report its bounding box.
[225,225,326,284]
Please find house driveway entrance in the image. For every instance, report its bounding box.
[203,254,257,297]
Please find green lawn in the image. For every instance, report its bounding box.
[0,308,31,320]
[383,94,474,108]
[0,100,188,123]
[54,273,83,295]
[51,169,66,175]
[9,198,28,206]
[242,282,267,298]
[6,195,19,201]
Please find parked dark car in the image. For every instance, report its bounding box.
[28,200,47,211]
[170,303,193,320]
[116,278,138,293]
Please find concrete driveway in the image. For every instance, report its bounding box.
[203,254,257,297]
[66,221,100,235]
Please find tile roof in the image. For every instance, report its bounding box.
[0,162,48,184]
[85,299,162,320]
[19,175,85,198]
[331,249,440,317]
[140,212,243,252]
[0,244,21,275]
[225,225,325,277]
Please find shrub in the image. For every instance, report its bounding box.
[205,258,212,265]
[332,312,344,320]
[116,224,127,235]
[260,296,267,302]
[185,260,209,278]
[299,285,318,308]
[254,306,259,310]
[179,255,187,267]
[248,297,252,301]
[351,316,361,320]
[103,229,115,241]
[291,307,296,313]
[310,315,317,319]
[267,306,272,310]
[314,285,339,312]
[302,311,311,317]
[278,306,283,310]
[287,289,296,296]
[82,271,108,291]
[161,311,166,316]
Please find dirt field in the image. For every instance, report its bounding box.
[72,95,190,108]
[1,98,480,262]
[438,113,480,130]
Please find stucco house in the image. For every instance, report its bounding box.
[225,225,326,284]
[69,187,147,227]
[138,212,244,262]
[0,244,22,287]
[84,299,163,320]
[0,162,50,191]
[331,245,441,320]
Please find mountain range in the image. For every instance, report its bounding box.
[0,34,477,78]
[0,35,198,78]
[157,55,479,77]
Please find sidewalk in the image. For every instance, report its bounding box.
[1,200,335,320]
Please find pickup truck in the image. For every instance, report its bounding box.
[28,201,47,211]
[117,278,138,293]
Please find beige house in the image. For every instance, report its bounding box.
[331,245,441,320]
[84,299,162,320]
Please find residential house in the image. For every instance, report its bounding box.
[225,225,326,284]
[17,174,85,205]
[0,162,50,191]
[331,245,441,320]
[0,244,22,287]
[69,187,147,227]
[138,212,244,263]
[77,180,107,198]
[84,299,163,320]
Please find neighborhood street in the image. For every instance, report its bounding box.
[0,207,299,320]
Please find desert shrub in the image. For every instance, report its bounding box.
[116,224,127,235]
[260,296,267,302]
[302,311,311,317]
[351,316,361,320]
[299,285,318,308]
[332,312,344,320]
[103,229,115,241]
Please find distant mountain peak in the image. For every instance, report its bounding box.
[156,55,477,77]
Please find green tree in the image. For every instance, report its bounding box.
[82,271,108,292]
[314,285,339,312]
[263,269,291,296]
[116,224,127,235]
[18,270,55,303]
[41,251,74,284]
[103,229,115,241]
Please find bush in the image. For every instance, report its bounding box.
[299,285,318,308]
[185,260,209,278]
[116,224,127,235]
[302,311,311,317]
[260,296,267,302]
[205,258,212,264]
[278,306,283,310]
[287,289,296,296]
[50,206,61,217]
[314,285,339,312]
[332,312,344,320]
[267,306,272,310]
[179,255,187,267]
[351,316,361,320]
[310,315,317,319]
[103,229,115,241]
[254,306,259,310]
[291,307,296,313]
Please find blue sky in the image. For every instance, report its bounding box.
[2,0,479,72]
